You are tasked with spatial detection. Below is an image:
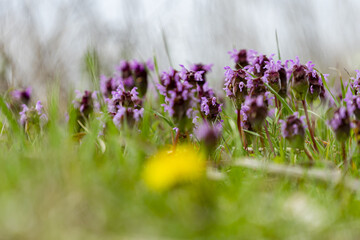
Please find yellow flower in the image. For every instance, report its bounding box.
[143,144,206,191]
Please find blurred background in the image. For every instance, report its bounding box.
[1,0,360,100]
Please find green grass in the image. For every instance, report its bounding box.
[0,92,359,240]
[1,58,360,240]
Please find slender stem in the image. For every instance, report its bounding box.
[304,147,314,165]
[342,142,347,168]
[236,109,246,149]
[309,103,316,139]
[240,112,247,150]
[173,129,180,151]
[264,123,275,157]
[259,132,266,154]
[302,100,319,152]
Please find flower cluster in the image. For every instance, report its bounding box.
[280,113,306,148]
[73,90,100,118]
[179,64,214,99]
[100,59,154,98]
[158,64,221,132]
[241,95,268,131]
[329,107,351,142]
[107,85,144,127]
[20,101,48,127]
[224,67,248,108]
[11,87,32,106]
[200,96,222,122]
[190,63,213,83]
[158,68,197,123]
[228,49,258,69]
[306,69,325,103]
[351,70,360,95]
[285,57,327,102]
[195,122,222,153]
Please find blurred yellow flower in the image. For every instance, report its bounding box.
[143,144,206,191]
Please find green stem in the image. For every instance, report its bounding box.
[302,100,319,152]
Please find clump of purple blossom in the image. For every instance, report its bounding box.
[20,101,48,128]
[106,84,144,127]
[306,69,326,103]
[344,89,360,120]
[200,96,222,122]
[195,122,222,153]
[100,59,153,98]
[241,95,268,131]
[158,68,197,130]
[280,112,306,148]
[11,87,32,105]
[287,57,310,100]
[228,49,251,69]
[329,107,351,142]
[73,90,100,119]
[190,63,213,83]
[351,70,360,95]
[223,66,248,108]
[263,59,283,93]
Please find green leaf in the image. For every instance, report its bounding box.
[0,96,21,135]
[264,83,294,114]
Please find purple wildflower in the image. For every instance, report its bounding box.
[11,87,32,105]
[179,64,208,87]
[345,90,360,120]
[351,70,360,95]
[107,86,144,127]
[223,66,248,108]
[19,101,48,127]
[190,63,213,82]
[287,57,310,100]
[278,66,288,98]
[157,68,180,96]
[280,112,306,148]
[263,59,283,92]
[158,68,198,130]
[247,77,268,98]
[228,49,258,69]
[200,96,222,122]
[195,122,222,152]
[73,90,99,118]
[306,69,325,103]
[241,95,268,130]
[110,59,153,97]
[245,53,273,77]
[329,107,351,142]
[100,75,119,98]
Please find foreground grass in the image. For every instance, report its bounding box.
[0,93,360,240]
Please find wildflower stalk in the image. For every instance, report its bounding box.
[264,123,275,157]
[304,147,314,165]
[173,129,181,150]
[342,142,347,168]
[302,100,318,152]
[236,109,246,149]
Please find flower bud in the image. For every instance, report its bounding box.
[280,113,306,149]
[291,64,309,100]
[195,122,222,153]
[329,107,351,142]
[241,95,268,131]
[200,96,222,122]
[224,66,248,108]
